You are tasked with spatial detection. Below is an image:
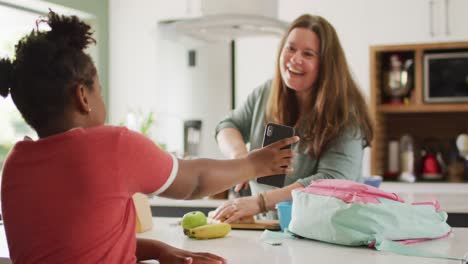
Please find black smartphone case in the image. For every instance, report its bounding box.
[256,123,295,187]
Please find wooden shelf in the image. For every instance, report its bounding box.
[370,41,468,53]
[369,41,468,178]
[378,104,468,113]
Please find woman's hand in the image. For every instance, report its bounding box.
[136,238,226,264]
[246,136,299,177]
[211,196,261,223]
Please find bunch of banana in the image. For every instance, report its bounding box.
[188,223,231,240]
[181,211,231,239]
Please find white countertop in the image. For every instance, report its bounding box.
[136,217,468,264]
[380,182,468,194]
[0,224,8,264]
[1,218,467,264]
[150,183,468,213]
[380,183,468,213]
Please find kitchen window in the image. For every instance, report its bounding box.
[0,5,43,172]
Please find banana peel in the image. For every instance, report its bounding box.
[188,223,231,240]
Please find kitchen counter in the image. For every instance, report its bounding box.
[150,182,468,213]
[0,223,8,264]
[149,183,468,227]
[136,217,468,264]
[1,218,467,263]
[380,182,468,213]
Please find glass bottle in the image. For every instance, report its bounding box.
[399,134,416,182]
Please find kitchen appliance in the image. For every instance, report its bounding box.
[158,0,287,43]
[382,54,413,104]
[183,120,202,158]
[420,152,443,180]
[424,51,468,103]
[420,139,445,181]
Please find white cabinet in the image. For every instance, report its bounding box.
[367,0,468,45]
[367,0,433,45]
[281,0,467,45]
[235,37,279,108]
[447,0,468,41]
[156,0,200,21]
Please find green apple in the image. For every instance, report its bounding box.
[182,211,207,237]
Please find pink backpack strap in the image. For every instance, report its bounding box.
[301,179,405,204]
[396,230,451,245]
[411,200,441,212]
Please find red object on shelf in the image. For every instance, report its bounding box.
[383,171,399,180]
[421,153,442,180]
[386,99,404,105]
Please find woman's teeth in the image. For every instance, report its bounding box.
[288,66,304,75]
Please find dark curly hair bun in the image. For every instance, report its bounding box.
[46,11,95,51]
[0,58,13,98]
[2,10,97,131]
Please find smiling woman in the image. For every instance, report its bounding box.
[213,14,374,223]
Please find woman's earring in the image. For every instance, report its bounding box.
[88,108,92,113]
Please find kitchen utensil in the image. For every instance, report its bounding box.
[399,134,416,182]
[383,54,413,103]
[456,134,468,159]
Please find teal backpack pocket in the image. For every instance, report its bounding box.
[288,179,465,262]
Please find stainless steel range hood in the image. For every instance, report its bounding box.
[158,0,288,42]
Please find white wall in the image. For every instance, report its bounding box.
[109,0,231,158]
[109,0,161,124]
[235,36,279,107]
[155,37,231,157]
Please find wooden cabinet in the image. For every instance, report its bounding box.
[369,41,468,178]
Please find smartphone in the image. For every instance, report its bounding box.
[256,123,295,187]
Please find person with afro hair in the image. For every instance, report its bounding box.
[0,11,298,264]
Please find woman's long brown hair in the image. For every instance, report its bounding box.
[266,14,373,158]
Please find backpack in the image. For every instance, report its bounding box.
[288,179,465,261]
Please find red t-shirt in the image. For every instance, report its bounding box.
[1,126,178,263]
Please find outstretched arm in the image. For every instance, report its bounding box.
[159,136,299,200]
[216,128,251,192]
